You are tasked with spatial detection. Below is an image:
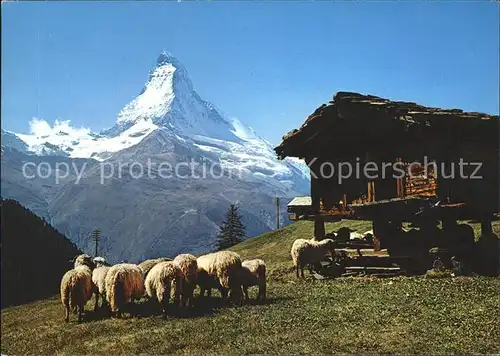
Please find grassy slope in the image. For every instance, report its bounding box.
[2,220,500,355]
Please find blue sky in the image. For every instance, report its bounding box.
[2,1,499,145]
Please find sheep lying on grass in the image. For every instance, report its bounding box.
[60,254,96,322]
[173,254,198,308]
[240,259,266,301]
[138,257,172,279]
[105,263,145,318]
[145,261,182,315]
[291,238,336,278]
[91,257,110,311]
[197,251,243,305]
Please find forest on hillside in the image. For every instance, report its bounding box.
[1,199,82,308]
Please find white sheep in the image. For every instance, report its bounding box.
[197,251,243,305]
[105,263,145,318]
[74,254,94,269]
[291,238,336,278]
[91,257,110,311]
[93,256,109,267]
[145,261,182,315]
[173,254,198,308]
[138,257,172,279]
[240,259,266,301]
[60,254,95,322]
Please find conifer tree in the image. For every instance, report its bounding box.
[215,204,246,251]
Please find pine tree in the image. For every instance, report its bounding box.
[215,204,246,251]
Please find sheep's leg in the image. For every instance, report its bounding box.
[300,264,305,278]
[295,264,299,278]
[161,298,169,316]
[260,282,266,300]
[232,286,243,306]
[173,280,179,307]
[161,285,171,316]
[64,305,70,322]
[77,304,83,323]
[185,283,193,307]
[94,291,99,311]
[186,285,194,308]
[129,301,140,317]
[173,292,180,308]
[218,286,228,300]
[174,278,182,308]
[200,285,211,298]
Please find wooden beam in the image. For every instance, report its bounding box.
[372,219,383,251]
[481,218,493,236]
[314,217,325,240]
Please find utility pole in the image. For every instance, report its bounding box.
[276,197,280,230]
[92,229,101,257]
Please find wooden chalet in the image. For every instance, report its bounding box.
[276,92,499,251]
[287,196,312,221]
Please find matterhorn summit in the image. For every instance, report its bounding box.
[115,51,238,142]
[1,51,310,262]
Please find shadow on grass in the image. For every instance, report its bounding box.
[242,295,293,306]
[79,293,292,323]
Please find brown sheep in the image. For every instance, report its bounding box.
[173,254,198,308]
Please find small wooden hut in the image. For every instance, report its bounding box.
[275,92,499,254]
[287,196,312,221]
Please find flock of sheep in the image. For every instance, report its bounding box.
[60,251,266,322]
[60,234,344,322]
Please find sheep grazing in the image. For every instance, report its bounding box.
[91,257,110,311]
[60,254,96,322]
[93,256,110,267]
[240,259,266,301]
[291,238,336,278]
[105,263,145,318]
[197,251,243,305]
[138,257,172,279]
[173,254,198,308]
[74,254,95,269]
[145,261,182,315]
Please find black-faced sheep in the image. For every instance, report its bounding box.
[105,263,145,318]
[145,261,182,315]
[241,259,266,301]
[291,238,336,278]
[197,251,243,305]
[173,254,198,308]
[60,254,96,322]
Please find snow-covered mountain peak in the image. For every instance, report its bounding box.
[155,51,193,92]
[157,51,186,70]
[4,51,310,187]
[116,58,178,124]
[116,51,195,126]
[115,51,238,142]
